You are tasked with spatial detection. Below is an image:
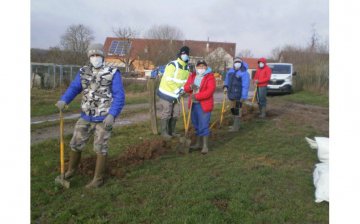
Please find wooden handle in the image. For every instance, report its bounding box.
[60,111,64,175]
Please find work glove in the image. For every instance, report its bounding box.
[253,80,258,86]
[55,100,67,111]
[223,86,228,93]
[177,88,185,97]
[190,84,199,91]
[103,114,114,127]
[240,98,245,103]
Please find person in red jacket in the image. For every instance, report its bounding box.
[184,59,216,154]
[253,58,272,118]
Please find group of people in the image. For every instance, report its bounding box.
[55,44,272,188]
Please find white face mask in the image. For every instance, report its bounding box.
[181,54,189,62]
[234,62,242,69]
[196,68,206,75]
[259,62,265,68]
[90,56,103,68]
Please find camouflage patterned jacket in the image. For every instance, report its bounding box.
[60,65,125,122]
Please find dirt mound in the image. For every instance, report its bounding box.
[76,139,172,178]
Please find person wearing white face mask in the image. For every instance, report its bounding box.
[157,46,191,139]
[253,57,272,118]
[184,60,216,154]
[223,57,250,132]
[55,43,125,188]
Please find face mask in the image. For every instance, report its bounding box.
[181,54,189,62]
[234,62,242,69]
[259,62,265,68]
[196,68,206,75]
[90,56,103,68]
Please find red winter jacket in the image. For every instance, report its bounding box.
[253,58,272,87]
[184,71,216,112]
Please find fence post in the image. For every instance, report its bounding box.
[147,77,158,134]
[59,65,63,88]
[53,64,56,89]
[70,66,73,81]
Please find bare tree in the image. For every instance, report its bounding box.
[205,48,231,73]
[237,49,254,58]
[112,26,140,72]
[60,24,94,65]
[144,24,184,40]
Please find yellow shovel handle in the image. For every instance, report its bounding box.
[220,92,227,126]
[181,97,187,131]
[252,84,258,104]
[60,110,65,175]
[185,101,193,135]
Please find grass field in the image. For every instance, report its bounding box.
[31,91,329,223]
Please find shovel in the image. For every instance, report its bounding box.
[55,110,70,188]
[210,92,228,129]
[178,97,193,154]
[245,84,258,113]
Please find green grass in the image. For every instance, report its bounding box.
[271,91,329,108]
[31,88,149,117]
[31,94,329,223]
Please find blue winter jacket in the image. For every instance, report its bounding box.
[60,68,125,122]
[223,62,250,100]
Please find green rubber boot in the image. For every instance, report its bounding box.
[85,154,107,188]
[190,136,202,150]
[160,119,172,139]
[169,117,180,137]
[201,136,209,154]
[64,150,81,179]
[228,116,240,132]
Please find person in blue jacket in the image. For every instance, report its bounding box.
[223,57,250,132]
[55,43,125,188]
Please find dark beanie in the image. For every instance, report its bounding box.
[179,46,190,55]
[196,59,207,66]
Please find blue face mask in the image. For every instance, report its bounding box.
[181,54,189,62]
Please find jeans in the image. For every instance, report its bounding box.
[191,103,211,136]
[256,86,267,107]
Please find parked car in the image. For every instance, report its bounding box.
[267,63,296,94]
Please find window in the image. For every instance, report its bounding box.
[108,40,131,56]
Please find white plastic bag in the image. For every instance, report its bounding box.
[313,162,329,203]
[314,137,329,163]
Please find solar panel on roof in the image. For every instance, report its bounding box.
[108,40,131,56]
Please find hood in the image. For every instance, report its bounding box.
[258,57,267,65]
[230,61,248,72]
[203,67,212,75]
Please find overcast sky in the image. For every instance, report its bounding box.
[31,0,328,57]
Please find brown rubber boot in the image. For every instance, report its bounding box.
[64,150,81,179]
[85,154,107,188]
[190,136,202,150]
[201,136,209,155]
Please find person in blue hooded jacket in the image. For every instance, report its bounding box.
[223,57,250,132]
[55,43,125,188]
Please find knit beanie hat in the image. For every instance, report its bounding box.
[196,59,207,66]
[179,46,190,55]
[87,43,104,58]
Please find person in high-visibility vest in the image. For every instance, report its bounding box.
[157,46,191,139]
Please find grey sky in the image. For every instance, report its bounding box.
[31,0,328,57]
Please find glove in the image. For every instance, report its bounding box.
[240,98,245,103]
[191,94,197,102]
[177,88,185,97]
[253,80,259,85]
[190,84,199,90]
[103,114,114,127]
[223,86,228,93]
[55,100,66,111]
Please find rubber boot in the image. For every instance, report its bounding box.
[169,118,180,137]
[228,116,240,132]
[160,119,172,139]
[201,136,209,154]
[64,150,81,179]
[259,106,266,118]
[85,154,107,188]
[190,136,202,150]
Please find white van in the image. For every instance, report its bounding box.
[266,63,296,94]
